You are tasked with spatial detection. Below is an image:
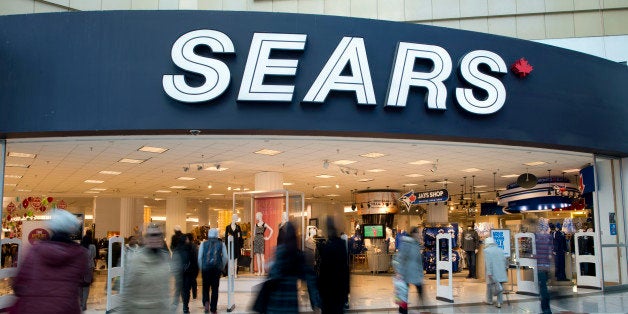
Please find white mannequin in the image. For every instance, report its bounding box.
[254,212,274,276]
[280,212,289,227]
[226,214,242,278]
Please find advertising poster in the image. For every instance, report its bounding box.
[490,229,511,257]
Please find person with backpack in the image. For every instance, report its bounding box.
[198,228,227,314]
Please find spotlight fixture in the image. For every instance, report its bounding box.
[323,160,330,169]
[215,164,221,170]
[360,203,364,209]
[197,164,203,171]
[183,166,190,172]
[430,159,439,173]
[351,204,356,211]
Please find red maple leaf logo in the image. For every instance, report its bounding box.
[511,58,533,78]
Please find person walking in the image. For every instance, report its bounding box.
[198,228,227,314]
[258,221,321,313]
[119,223,171,314]
[11,209,90,314]
[483,237,508,308]
[174,233,199,313]
[80,229,97,311]
[392,227,424,314]
[318,216,350,313]
[532,218,553,314]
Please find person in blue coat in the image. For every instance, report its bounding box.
[483,237,508,308]
[392,227,424,314]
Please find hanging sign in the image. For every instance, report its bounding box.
[399,189,449,210]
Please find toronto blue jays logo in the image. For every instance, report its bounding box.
[399,190,418,211]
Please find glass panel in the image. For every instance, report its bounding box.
[0,243,18,268]
[579,262,596,277]
[518,237,533,258]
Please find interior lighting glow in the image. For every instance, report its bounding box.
[367,169,386,173]
[8,152,36,158]
[4,174,22,179]
[84,180,104,184]
[155,190,171,193]
[501,174,519,178]
[563,168,581,173]
[360,152,387,158]
[138,146,168,153]
[5,163,30,168]
[524,161,547,166]
[357,178,373,182]
[254,149,283,156]
[316,174,334,178]
[177,177,196,181]
[333,160,357,165]
[405,174,424,178]
[408,160,431,165]
[461,168,481,172]
[119,158,147,164]
[99,170,121,175]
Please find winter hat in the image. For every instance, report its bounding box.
[174,225,182,232]
[48,209,81,234]
[208,228,219,238]
[484,237,495,246]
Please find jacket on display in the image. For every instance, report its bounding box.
[393,235,424,285]
[483,243,508,283]
[11,238,89,314]
[119,247,171,314]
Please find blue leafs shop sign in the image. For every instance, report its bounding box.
[1,11,627,158]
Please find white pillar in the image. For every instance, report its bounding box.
[120,197,144,238]
[166,197,187,246]
[254,171,283,191]
[93,198,121,239]
[199,205,209,226]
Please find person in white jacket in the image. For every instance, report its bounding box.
[483,237,508,308]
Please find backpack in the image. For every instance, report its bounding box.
[202,239,223,271]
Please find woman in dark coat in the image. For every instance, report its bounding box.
[11,209,89,314]
[318,216,350,313]
[265,222,320,313]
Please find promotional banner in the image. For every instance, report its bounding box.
[490,229,511,257]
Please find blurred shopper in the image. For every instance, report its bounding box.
[392,227,424,314]
[11,209,89,314]
[259,221,320,313]
[483,237,508,308]
[186,233,199,300]
[198,228,227,314]
[318,216,350,313]
[119,223,171,314]
[171,225,185,309]
[173,233,199,313]
[531,218,553,314]
[80,229,98,311]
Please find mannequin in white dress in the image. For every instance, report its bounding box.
[253,212,273,276]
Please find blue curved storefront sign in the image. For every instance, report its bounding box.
[0,11,626,156]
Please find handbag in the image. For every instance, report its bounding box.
[492,281,503,296]
[252,278,278,313]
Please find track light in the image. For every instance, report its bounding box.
[360,203,364,209]
[183,166,189,172]
[197,164,203,171]
[351,204,356,211]
[323,160,329,169]
[215,164,221,170]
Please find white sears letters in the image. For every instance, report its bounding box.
[238,33,307,102]
[455,50,507,115]
[163,30,234,103]
[303,37,376,105]
[164,30,509,114]
[385,42,452,110]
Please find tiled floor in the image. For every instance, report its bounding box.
[82,270,624,313]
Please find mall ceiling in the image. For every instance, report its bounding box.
[2,135,592,211]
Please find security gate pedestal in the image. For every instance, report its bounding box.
[574,232,602,290]
[436,233,453,303]
[514,232,538,296]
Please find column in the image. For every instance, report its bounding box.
[166,197,187,247]
[198,205,209,226]
[120,197,144,238]
[93,198,121,239]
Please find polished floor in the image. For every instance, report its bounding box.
[80,270,626,314]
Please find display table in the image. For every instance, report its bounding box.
[366,252,391,273]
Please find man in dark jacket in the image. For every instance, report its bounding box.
[318,216,350,313]
[461,225,480,279]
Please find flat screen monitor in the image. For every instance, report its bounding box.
[363,224,385,239]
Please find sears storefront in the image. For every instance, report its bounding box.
[1,10,627,296]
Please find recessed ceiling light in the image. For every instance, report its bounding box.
[4,183,17,186]
[408,160,431,165]
[326,194,340,197]
[207,185,213,189]
[5,163,30,168]
[473,185,487,188]
[209,193,224,196]
[243,188,250,191]
[501,174,519,178]
[524,161,547,166]
[358,178,373,182]
[283,182,294,186]
[461,168,482,172]
[177,177,196,181]
[436,180,453,184]
[170,186,186,189]
[360,152,387,158]
[404,183,418,186]
[332,160,357,165]
[315,185,331,189]
[315,174,335,179]
[4,174,23,179]
[138,146,168,153]
[367,169,386,173]
[204,166,228,171]
[153,198,165,201]
[84,179,104,184]
[7,152,36,158]
[155,190,171,193]
[405,174,424,178]
[99,170,121,175]
[84,191,100,194]
[90,188,107,191]
[254,149,283,156]
[563,168,581,173]
[17,189,32,192]
[118,158,147,164]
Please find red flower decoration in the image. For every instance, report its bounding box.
[511,58,533,78]
[22,199,29,208]
[47,196,54,203]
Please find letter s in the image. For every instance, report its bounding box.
[163,30,235,103]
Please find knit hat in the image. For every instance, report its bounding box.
[208,228,219,238]
[48,209,81,234]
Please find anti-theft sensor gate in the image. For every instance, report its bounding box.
[106,235,125,313]
[574,231,602,289]
[514,232,538,296]
[436,233,454,303]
